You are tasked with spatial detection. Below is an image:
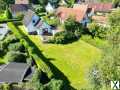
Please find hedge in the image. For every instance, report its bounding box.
[0,19,21,23]
[7,22,53,78]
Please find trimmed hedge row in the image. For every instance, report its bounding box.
[0,19,21,23]
[7,22,53,78]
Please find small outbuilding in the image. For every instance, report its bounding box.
[0,62,33,84]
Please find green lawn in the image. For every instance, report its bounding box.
[0,57,5,64]
[18,25,102,89]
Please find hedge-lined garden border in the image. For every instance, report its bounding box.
[7,22,53,78]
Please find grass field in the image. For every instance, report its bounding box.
[18,25,102,89]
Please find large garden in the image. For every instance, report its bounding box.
[18,25,102,89]
[0,0,120,90]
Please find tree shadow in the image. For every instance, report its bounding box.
[16,26,76,90]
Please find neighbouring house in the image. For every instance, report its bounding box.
[92,15,109,27]
[88,3,113,13]
[0,62,34,84]
[15,0,29,4]
[10,4,30,17]
[10,0,30,17]
[0,23,9,40]
[45,3,55,13]
[79,0,99,3]
[23,10,53,36]
[56,4,94,26]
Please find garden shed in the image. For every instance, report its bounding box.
[0,62,32,84]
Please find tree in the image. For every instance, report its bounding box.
[44,79,63,90]
[33,5,46,16]
[28,69,44,90]
[38,0,48,7]
[8,42,25,52]
[88,22,108,38]
[112,0,120,7]
[48,0,60,8]
[6,8,12,19]
[108,9,120,26]
[4,51,27,62]
[1,0,14,9]
[65,0,75,7]
[89,20,120,90]
[0,0,6,12]
[51,16,83,44]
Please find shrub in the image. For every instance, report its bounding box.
[16,13,24,20]
[26,57,33,66]
[50,16,83,44]
[64,16,76,32]
[44,79,63,90]
[6,9,12,19]
[4,35,19,44]
[43,14,60,27]
[8,42,25,52]
[88,22,109,39]
[1,83,11,90]
[0,41,8,56]
[4,51,27,63]
[52,31,66,44]
[81,35,109,49]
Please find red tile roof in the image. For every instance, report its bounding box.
[88,3,113,12]
[56,5,88,22]
[92,16,108,23]
[15,0,29,4]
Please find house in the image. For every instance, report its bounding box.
[15,0,29,4]
[56,5,94,26]
[0,23,9,40]
[23,10,53,35]
[78,0,99,3]
[23,10,39,34]
[88,3,113,13]
[10,4,29,17]
[10,0,30,17]
[91,15,109,27]
[45,3,55,13]
[0,62,34,83]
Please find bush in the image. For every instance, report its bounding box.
[8,42,25,52]
[0,41,8,56]
[50,16,83,44]
[43,14,60,27]
[16,13,24,20]
[88,23,108,39]
[4,51,27,63]
[81,35,109,49]
[6,9,12,19]
[1,84,11,90]
[52,31,66,44]
[44,79,63,90]
[4,34,19,44]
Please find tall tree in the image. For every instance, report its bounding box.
[38,0,48,7]
[48,0,60,8]
[65,0,75,7]
[2,0,14,9]
[108,9,120,26]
